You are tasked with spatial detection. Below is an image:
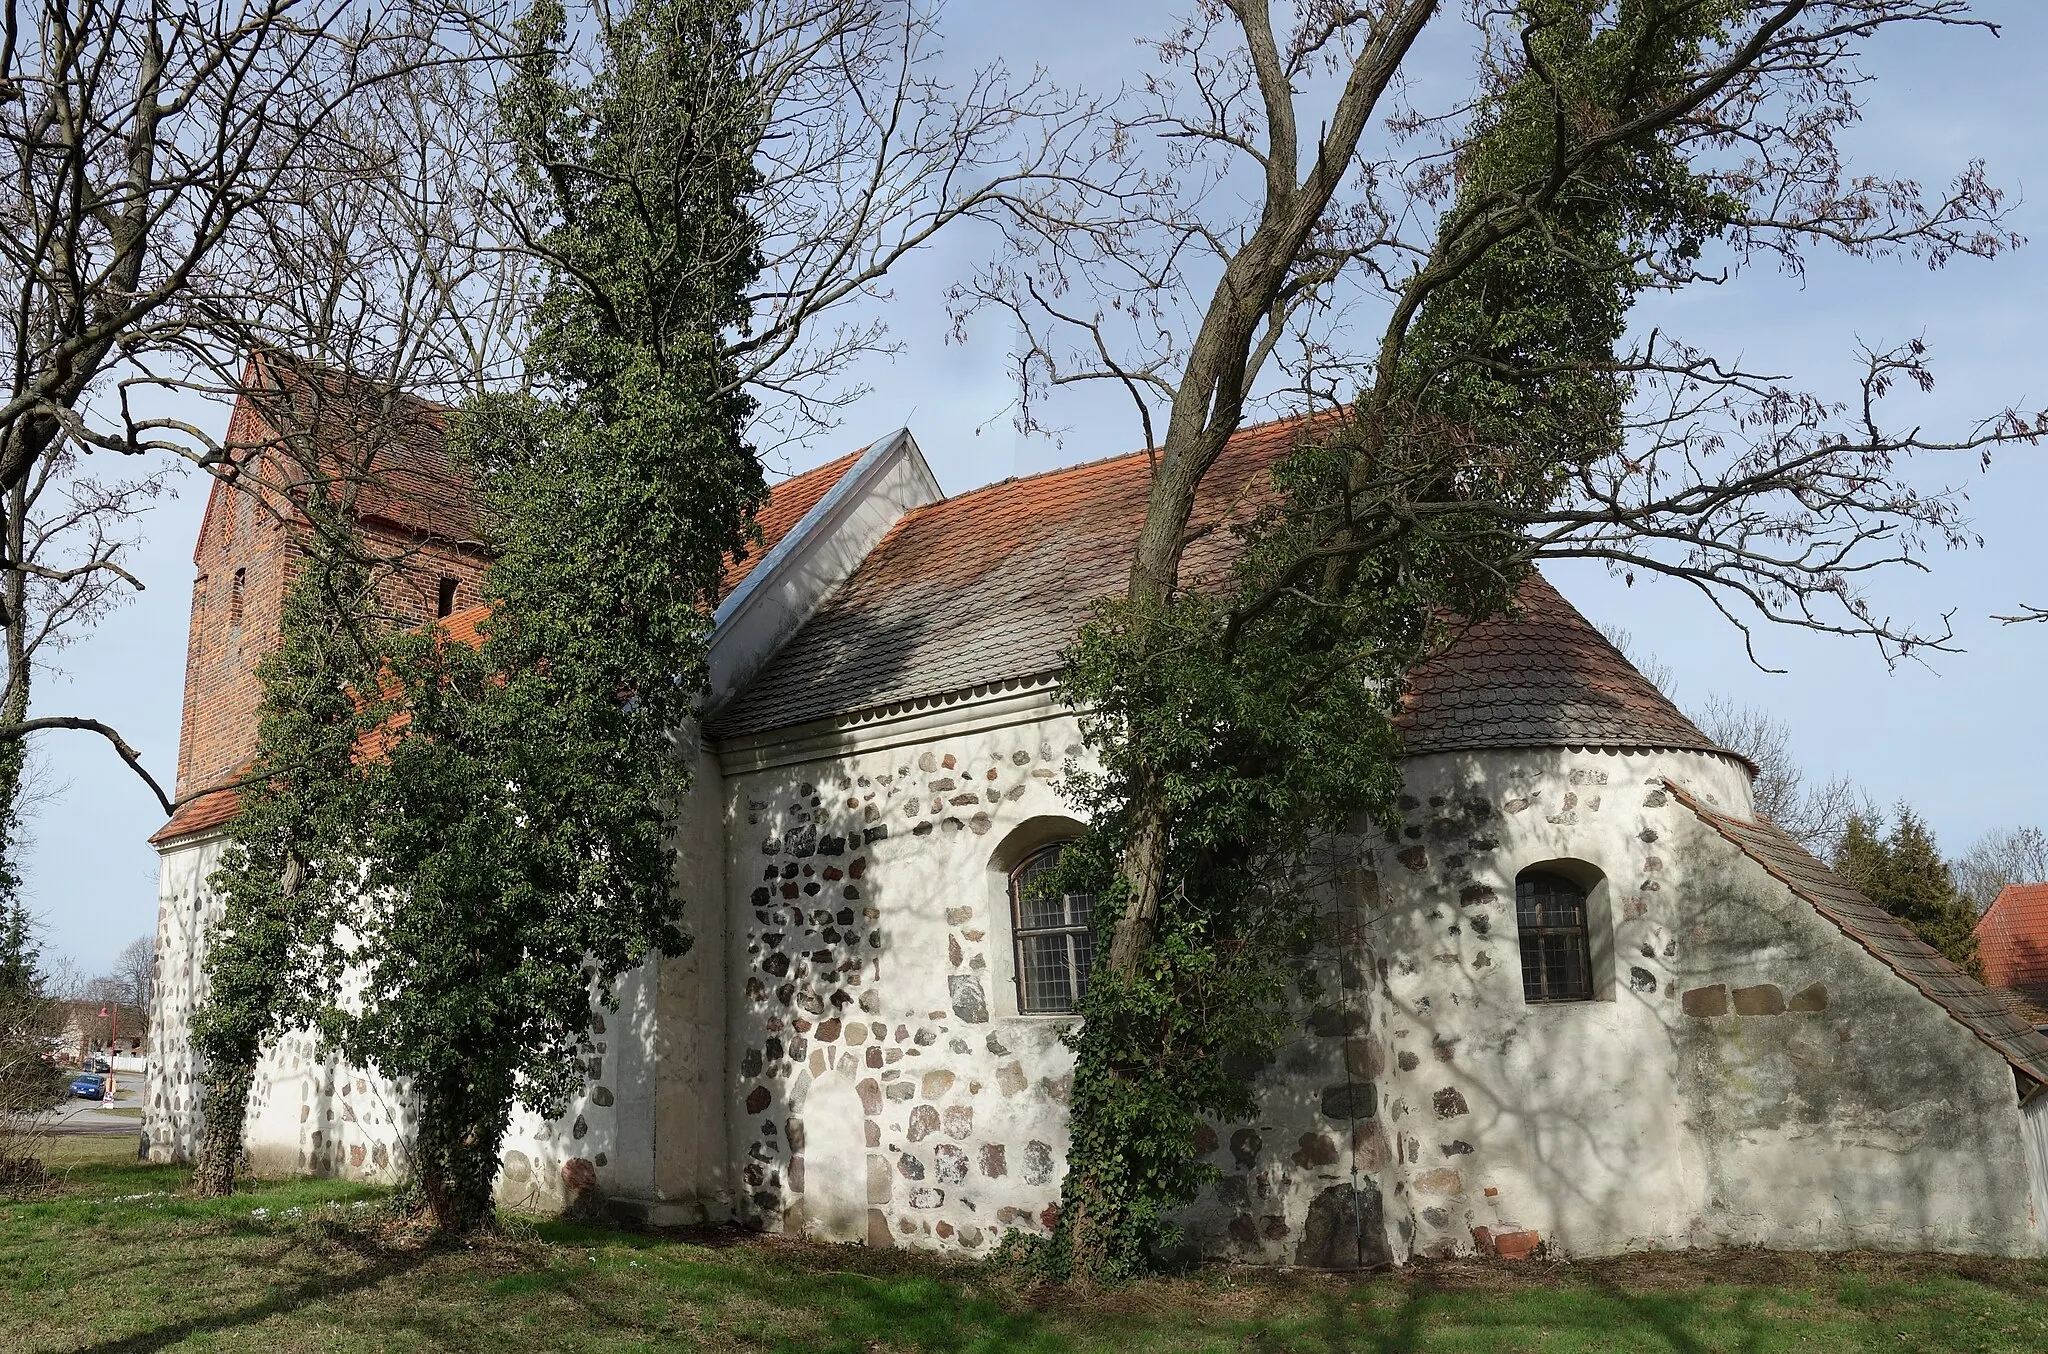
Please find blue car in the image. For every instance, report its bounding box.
[70,1073,106,1100]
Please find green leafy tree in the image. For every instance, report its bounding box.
[0,898,36,998]
[313,0,766,1233]
[1835,808,1982,977]
[191,499,386,1195]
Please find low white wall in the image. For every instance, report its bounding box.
[144,832,632,1212]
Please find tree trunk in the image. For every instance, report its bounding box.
[1104,771,1170,976]
[0,476,31,874]
[194,1062,254,1196]
[414,1090,503,1235]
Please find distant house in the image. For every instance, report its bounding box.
[52,1001,148,1062]
[1979,884,2048,1025]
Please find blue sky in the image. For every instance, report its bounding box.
[24,4,2045,977]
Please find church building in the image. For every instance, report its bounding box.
[145,393,2048,1264]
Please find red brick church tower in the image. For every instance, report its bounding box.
[157,370,489,840]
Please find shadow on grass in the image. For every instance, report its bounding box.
[67,1223,432,1354]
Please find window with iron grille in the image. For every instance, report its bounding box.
[1516,869,1594,1003]
[1011,843,1094,1014]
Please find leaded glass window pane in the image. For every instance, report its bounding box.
[1516,870,1594,1003]
[1011,844,1094,1013]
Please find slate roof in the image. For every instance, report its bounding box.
[1978,883,2048,994]
[1669,783,2048,1088]
[1393,572,1738,763]
[702,415,1301,740]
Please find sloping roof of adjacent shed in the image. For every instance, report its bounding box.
[1978,883,2048,993]
[1393,572,1739,765]
[1670,783,2048,1088]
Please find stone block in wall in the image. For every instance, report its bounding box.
[1788,983,1829,1012]
[1732,984,1786,1016]
[1681,984,1728,1017]
[1321,1084,1377,1120]
[948,975,988,1023]
[1294,1182,1391,1269]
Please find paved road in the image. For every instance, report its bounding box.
[45,1080,147,1137]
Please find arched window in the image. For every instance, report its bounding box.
[1011,843,1094,1014]
[436,576,459,619]
[228,567,247,629]
[1516,869,1594,1003]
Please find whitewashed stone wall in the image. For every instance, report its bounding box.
[144,832,633,1213]
[149,709,2046,1260]
[723,720,2046,1263]
[719,704,1091,1253]
[1361,745,2043,1259]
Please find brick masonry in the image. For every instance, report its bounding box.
[171,393,487,805]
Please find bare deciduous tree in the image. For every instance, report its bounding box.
[1597,625,1866,852]
[1955,825,2048,912]
[0,0,526,815]
[959,0,2048,979]
[0,0,1101,818]
[111,934,155,1014]
[1690,695,1869,854]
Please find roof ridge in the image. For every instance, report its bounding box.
[768,443,868,488]
[908,405,1336,522]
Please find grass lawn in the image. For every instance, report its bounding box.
[5,1146,2048,1353]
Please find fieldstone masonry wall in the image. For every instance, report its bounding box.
[722,716,1088,1253]
[1367,744,2041,1259]
[149,704,2045,1259]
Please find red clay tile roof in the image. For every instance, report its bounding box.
[1978,883,2048,993]
[1394,572,1737,764]
[706,413,1734,760]
[148,786,244,844]
[703,415,1305,739]
[1670,783,2048,1087]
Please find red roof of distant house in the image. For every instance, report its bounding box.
[1978,883,2048,993]
[152,453,863,846]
